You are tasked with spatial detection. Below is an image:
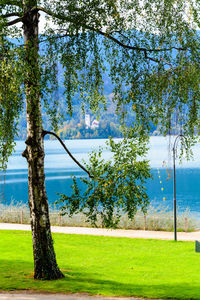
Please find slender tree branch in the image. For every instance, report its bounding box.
[93,28,186,53]
[108,30,185,53]
[1,12,21,18]
[144,50,174,66]
[4,16,23,27]
[42,130,94,178]
[160,58,174,68]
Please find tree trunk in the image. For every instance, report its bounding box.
[22,0,64,280]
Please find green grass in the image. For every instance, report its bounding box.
[0,230,200,299]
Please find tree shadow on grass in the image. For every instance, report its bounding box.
[61,269,200,299]
[0,259,199,299]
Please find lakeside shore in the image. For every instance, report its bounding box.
[0,204,199,232]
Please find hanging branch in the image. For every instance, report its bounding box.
[42,130,94,178]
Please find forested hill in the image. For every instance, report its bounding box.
[17,89,138,140]
[16,94,180,140]
[16,80,175,140]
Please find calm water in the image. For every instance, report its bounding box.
[1,137,200,214]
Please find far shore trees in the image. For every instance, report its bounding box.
[0,0,200,280]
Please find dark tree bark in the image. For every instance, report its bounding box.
[22,0,64,280]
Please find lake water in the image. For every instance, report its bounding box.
[1,137,200,215]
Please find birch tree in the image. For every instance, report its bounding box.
[0,0,200,280]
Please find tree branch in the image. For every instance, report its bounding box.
[4,16,24,27]
[1,12,21,18]
[42,130,94,178]
[93,28,186,54]
[144,50,174,66]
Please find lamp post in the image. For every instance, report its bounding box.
[172,134,187,241]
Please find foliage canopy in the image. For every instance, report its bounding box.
[1,1,200,141]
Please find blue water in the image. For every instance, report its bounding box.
[0,137,200,214]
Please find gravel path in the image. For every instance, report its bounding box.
[0,223,200,241]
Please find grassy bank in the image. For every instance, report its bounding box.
[0,203,199,231]
[0,230,200,299]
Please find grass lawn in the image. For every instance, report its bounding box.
[0,230,200,299]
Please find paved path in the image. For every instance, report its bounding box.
[0,292,162,300]
[0,222,200,241]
